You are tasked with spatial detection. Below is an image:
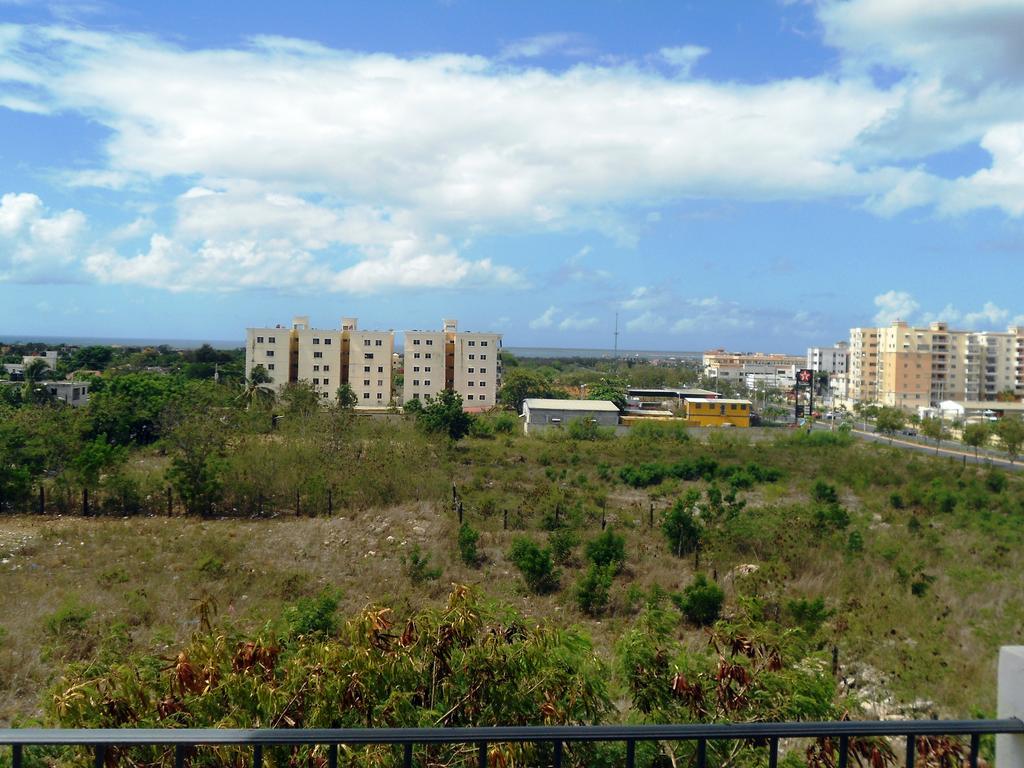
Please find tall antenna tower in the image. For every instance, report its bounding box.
[613,312,619,359]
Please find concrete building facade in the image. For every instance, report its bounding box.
[846,321,1024,411]
[807,343,849,375]
[703,350,805,390]
[403,319,502,408]
[246,315,501,410]
[521,398,619,434]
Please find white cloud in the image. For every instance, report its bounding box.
[873,290,919,324]
[499,33,590,60]
[530,306,559,330]
[0,192,86,281]
[658,45,709,77]
[670,296,753,335]
[626,311,666,332]
[558,313,599,331]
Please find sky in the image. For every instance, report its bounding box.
[2,0,1024,351]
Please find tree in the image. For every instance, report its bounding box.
[575,563,614,617]
[22,358,53,405]
[586,376,628,411]
[874,406,905,442]
[498,368,563,412]
[71,436,126,515]
[662,493,703,557]
[962,422,990,460]
[994,417,1024,463]
[280,381,321,418]
[335,382,358,410]
[164,411,231,516]
[920,416,946,454]
[238,365,275,410]
[584,528,627,574]
[416,389,474,441]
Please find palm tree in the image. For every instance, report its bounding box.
[238,365,275,410]
[21,358,53,404]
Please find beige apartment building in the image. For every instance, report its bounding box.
[246,315,502,410]
[245,316,394,407]
[403,320,503,408]
[846,321,1024,410]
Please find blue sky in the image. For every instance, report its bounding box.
[2,0,1024,350]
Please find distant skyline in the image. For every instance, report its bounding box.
[2,0,1024,349]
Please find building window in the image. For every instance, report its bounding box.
[266,350,275,357]
[469,354,475,360]
[363,392,369,399]
[413,379,420,386]
[267,363,275,370]
[426,339,433,346]
[324,338,332,345]
[375,339,382,346]
[468,341,476,346]
[468,394,475,400]
[414,339,421,345]
[313,378,320,385]
[481,341,488,346]
[322,392,329,399]
[414,352,421,359]
[424,380,430,386]
[479,395,486,401]
[414,366,420,372]
[364,379,370,386]
[425,366,431,372]
[480,354,487,360]
[377,393,383,399]
[268,336,276,343]
[366,353,374,359]
[425,353,432,359]
[468,368,475,373]
[468,381,475,387]
[256,336,264,343]
[480,368,486,374]
[324,379,329,386]
[324,365,330,371]
[377,380,383,386]
[314,365,320,371]
[313,338,320,344]
[364,366,371,372]
[314,351,322,359]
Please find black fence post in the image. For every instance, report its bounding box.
[328,488,333,516]
[296,490,301,517]
[167,487,173,517]
[82,487,89,517]
[503,509,508,530]
[38,485,44,515]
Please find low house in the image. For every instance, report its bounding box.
[521,398,620,434]
[45,381,90,407]
[683,397,752,427]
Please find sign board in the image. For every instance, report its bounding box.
[797,368,814,385]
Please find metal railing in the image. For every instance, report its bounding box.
[4,720,1023,768]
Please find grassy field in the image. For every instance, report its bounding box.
[1,419,1022,726]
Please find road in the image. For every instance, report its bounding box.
[812,423,1023,472]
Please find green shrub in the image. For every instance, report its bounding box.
[284,589,341,638]
[194,553,226,578]
[627,420,689,444]
[566,417,612,441]
[402,544,442,584]
[889,492,905,509]
[45,600,94,637]
[575,563,615,616]
[811,480,839,505]
[98,566,130,586]
[814,503,850,530]
[585,528,627,574]
[508,537,560,594]
[673,574,724,626]
[549,529,580,566]
[457,522,481,567]
[491,412,518,434]
[846,530,864,553]
[785,596,832,635]
[985,471,1007,494]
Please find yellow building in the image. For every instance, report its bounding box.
[683,397,752,427]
